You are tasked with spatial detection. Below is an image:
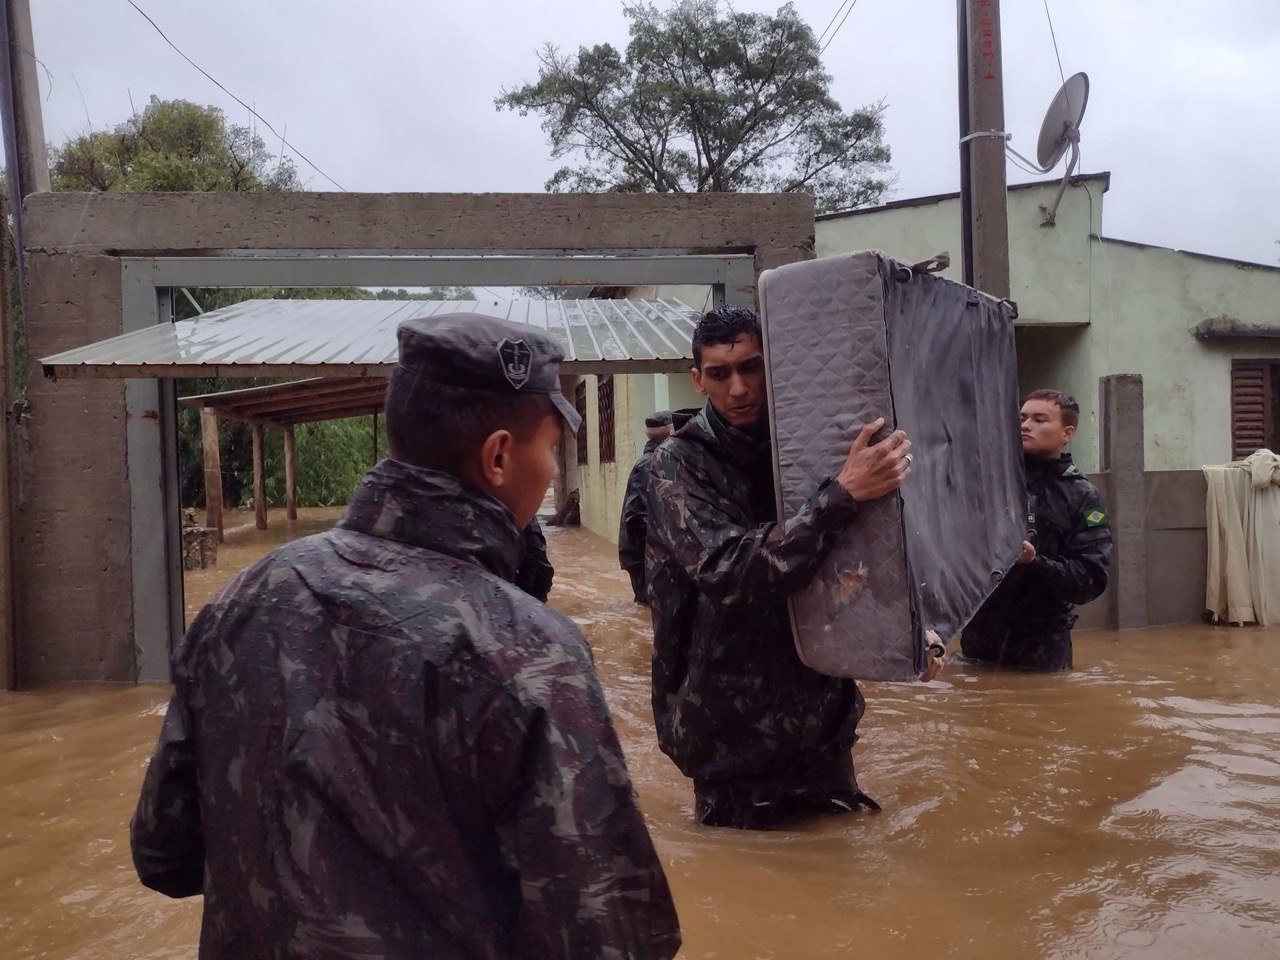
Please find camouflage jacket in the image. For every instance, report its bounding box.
[962,452,1112,670]
[131,459,680,960]
[644,405,865,786]
[618,439,663,573]
[514,518,554,602]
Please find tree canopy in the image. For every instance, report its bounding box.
[51,96,300,192]
[497,0,892,213]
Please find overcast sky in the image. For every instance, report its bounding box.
[28,0,1280,266]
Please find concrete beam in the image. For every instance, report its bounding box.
[25,192,815,258]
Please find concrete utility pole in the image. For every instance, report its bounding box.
[0,0,46,689]
[957,0,1010,299]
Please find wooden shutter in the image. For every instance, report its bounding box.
[574,381,589,465]
[1230,359,1275,459]
[597,375,616,463]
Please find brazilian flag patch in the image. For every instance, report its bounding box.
[1084,508,1107,528]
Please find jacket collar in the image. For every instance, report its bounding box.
[698,402,772,468]
[336,459,523,582]
[1025,451,1076,479]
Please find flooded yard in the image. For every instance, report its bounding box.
[2,522,1278,958]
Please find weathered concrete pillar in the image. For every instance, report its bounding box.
[200,408,224,541]
[284,425,298,521]
[251,423,267,530]
[1100,374,1147,629]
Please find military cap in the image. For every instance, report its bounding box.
[645,410,674,428]
[395,312,582,433]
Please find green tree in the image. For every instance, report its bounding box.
[496,0,892,213]
[51,96,299,192]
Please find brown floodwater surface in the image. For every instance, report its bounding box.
[3,522,1279,958]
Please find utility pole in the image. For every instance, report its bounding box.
[957,0,1010,299]
[0,0,48,688]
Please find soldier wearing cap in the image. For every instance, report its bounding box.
[131,313,681,959]
[618,410,675,604]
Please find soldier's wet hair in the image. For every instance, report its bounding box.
[384,374,555,473]
[1026,389,1080,428]
[692,305,762,368]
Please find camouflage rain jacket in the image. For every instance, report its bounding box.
[131,458,680,960]
[644,405,866,788]
[962,452,1112,670]
[617,438,663,577]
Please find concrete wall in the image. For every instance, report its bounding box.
[17,190,813,684]
[1077,469,1208,630]
[15,254,135,682]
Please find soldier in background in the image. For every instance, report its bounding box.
[131,314,681,959]
[645,305,935,830]
[618,410,675,604]
[961,389,1111,671]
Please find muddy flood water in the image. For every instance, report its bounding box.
[3,514,1279,959]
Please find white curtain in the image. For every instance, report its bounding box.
[1204,450,1280,625]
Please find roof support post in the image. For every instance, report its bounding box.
[252,422,268,531]
[200,407,224,541]
[284,425,298,522]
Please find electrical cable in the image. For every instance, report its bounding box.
[1042,0,1067,86]
[125,0,348,191]
[821,0,862,55]
[815,0,856,47]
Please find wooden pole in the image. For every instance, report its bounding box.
[252,422,267,530]
[200,408,224,541]
[958,0,1010,299]
[284,425,298,521]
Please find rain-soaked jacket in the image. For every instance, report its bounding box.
[644,404,866,791]
[962,452,1112,670]
[131,458,680,960]
[515,518,554,602]
[618,438,663,586]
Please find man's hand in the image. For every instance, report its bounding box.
[1017,540,1037,565]
[920,629,947,682]
[837,417,912,502]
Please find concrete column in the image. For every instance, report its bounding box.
[284,425,298,522]
[200,408,223,541]
[252,423,267,530]
[1100,374,1147,629]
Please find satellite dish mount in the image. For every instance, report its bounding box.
[1032,72,1089,227]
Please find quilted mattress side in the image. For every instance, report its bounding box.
[759,252,917,681]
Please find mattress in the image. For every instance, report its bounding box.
[759,251,1026,682]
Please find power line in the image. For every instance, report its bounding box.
[821,0,862,55]
[1042,0,1067,85]
[125,0,347,191]
[815,0,855,47]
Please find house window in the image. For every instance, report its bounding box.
[598,375,616,463]
[575,381,588,465]
[1230,359,1280,459]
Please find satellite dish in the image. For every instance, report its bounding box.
[1033,72,1089,227]
[1036,72,1089,170]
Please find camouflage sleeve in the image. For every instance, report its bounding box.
[492,623,681,959]
[617,460,650,571]
[648,452,859,606]
[130,686,205,898]
[513,519,555,603]
[1030,488,1112,605]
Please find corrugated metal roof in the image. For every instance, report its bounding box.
[41,297,699,379]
